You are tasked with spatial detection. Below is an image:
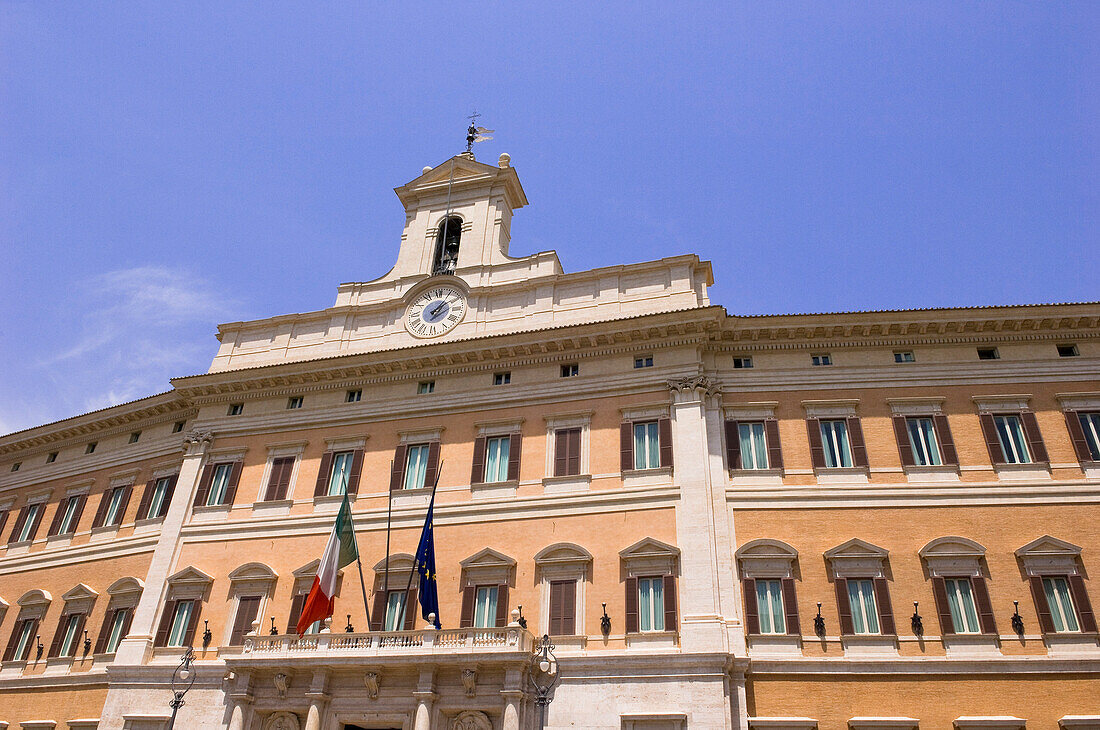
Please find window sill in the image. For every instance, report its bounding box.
[133,517,165,535]
[191,503,232,523]
[729,468,785,486]
[1043,632,1100,656]
[813,466,870,484]
[547,634,587,652]
[1082,462,1100,480]
[391,488,432,508]
[994,462,1050,481]
[0,660,28,677]
[470,480,518,500]
[840,634,898,656]
[45,533,75,546]
[250,500,293,517]
[621,467,672,488]
[44,656,75,674]
[625,630,678,650]
[542,474,592,494]
[747,633,802,657]
[5,540,33,555]
[903,464,960,483]
[943,633,1001,657]
[89,524,121,542]
[313,494,352,513]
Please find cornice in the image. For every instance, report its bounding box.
[0,394,191,451]
[0,532,159,575]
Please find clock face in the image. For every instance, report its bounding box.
[404,286,468,338]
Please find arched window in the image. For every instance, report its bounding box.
[433,216,462,275]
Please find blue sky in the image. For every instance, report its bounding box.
[1,2,1096,435]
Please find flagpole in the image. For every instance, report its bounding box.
[381,460,395,630]
[339,469,372,631]
[402,461,443,626]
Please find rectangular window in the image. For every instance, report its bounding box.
[738,422,769,470]
[633,422,661,470]
[993,414,1031,464]
[10,463,20,472]
[57,496,82,534]
[820,420,853,468]
[12,619,37,661]
[634,356,653,369]
[287,396,303,409]
[637,577,666,632]
[484,436,511,483]
[473,586,499,628]
[493,372,511,385]
[905,417,942,466]
[229,596,262,646]
[977,347,1000,360]
[16,504,42,542]
[167,600,195,647]
[732,356,753,369]
[58,614,83,657]
[1078,412,1100,461]
[85,442,97,454]
[172,421,186,433]
[1043,577,1080,633]
[103,487,128,526]
[846,579,880,634]
[346,389,362,403]
[207,463,234,506]
[228,403,244,416]
[105,608,131,653]
[384,591,408,631]
[327,451,355,496]
[1057,344,1079,357]
[404,445,430,489]
[417,381,435,395]
[893,351,915,363]
[560,363,578,378]
[146,477,173,519]
[554,428,582,477]
[944,578,981,634]
[46,452,58,463]
[755,579,786,634]
[811,354,832,366]
[129,431,141,444]
[548,580,576,636]
[263,457,295,501]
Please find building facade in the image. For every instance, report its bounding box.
[1,153,1099,730]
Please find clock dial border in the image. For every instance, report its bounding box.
[404,286,468,339]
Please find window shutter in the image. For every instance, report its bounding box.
[625,577,639,634]
[48,498,68,537]
[561,581,576,635]
[136,480,156,521]
[224,462,243,505]
[554,429,569,477]
[424,441,441,488]
[183,600,202,647]
[972,576,998,635]
[781,577,800,635]
[7,507,28,544]
[568,429,582,475]
[933,414,959,466]
[369,591,386,631]
[495,585,510,627]
[154,601,177,647]
[847,417,869,468]
[119,607,134,645]
[873,577,895,635]
[194,464,215,506]
[3,619,24,661]
[314,452,334,497]
[742,578,759,634]
[979,413,1005,464]
[725,420,742,470]
[835,578,853,635]
[67,495,86,534]
[230,596,261,645]
[1068,574,1098,633]
[48,613,70,657]
[460,586,476,628]
[549,581,564,635]
[0,511,7,540]
[892,416,916,467]
[662,575,677,632]
[765,419,784,470]
[390,445,407,492]
[620,422,634,472]
[91,490,113,529]
[507,433,522,482]
[288,592,308,634]
[807,419,826,469]
[931,576,954,634]
[471,436,487,484]
[1020,411,1049,463]
[266,458,293,501]
[347,449,364,495]
[658,417,673,468]
[1029,576,1056,633]
[161,474,178,514]
[25,503,44,542]
[94,608,116,654]
[71,613,87,656]
[1065,411,1094,462]
[404,587,419,630]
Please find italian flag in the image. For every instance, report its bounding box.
[296,494,359,636]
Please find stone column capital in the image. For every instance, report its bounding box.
[667,375,722,405]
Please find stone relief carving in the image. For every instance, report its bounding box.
[364,670,380,700]
[461,667,477,697]
[264,711,300,730]
[183,429,215,454]
[667,375,721,400]
[273,673,289,698]
[451,710,492,730]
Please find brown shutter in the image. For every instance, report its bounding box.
[0,510,7,540]
[507,433,522,481]
[742,578,759,634]
[933,414,959,466]
[3,619,25,661]
[625,577,639,633]
[161,474,178,514]
[369,591,386,631]
[931,576,954,634]
[658,417,674,468]
[25,503,44,541]
[554,429,569,476]
[892,416,916,467]
[1020,411,1049,463]
[781,577,800,636]
[229,596,261,646]
[1030,576,1055,633]
[765,419,784,470]
[194,464,215,506]
[972,576,998,635]
[119,607,134,645]
[567,429,582,475]
[724,420,741,469]
[495,585,509,627]
[549,581,564,635]
[48,613,70,657]
[460,586,476,628]
[94,608,117,654]
[847,417,869,468]
[347,449,364,495]
[7,506,28,544]
[288,592,308,634]
[91,490,112,529]
[620,422,634,472]
[662,575,677,632]
[424,441,441,488]
[224,462,243,505]
[48,497,68,537]
[390,445,407,491]
[1068,574,1098,633]
[835,578,853,635]
[154,601,176,647]
[71,613,87,656]
[979,413,1005,464]
[561,580,576,635]
[183,600,202,647]
[265,458,293,501]
[136,480,156,521]
[314,452,334,497]
[807,419,826,469]
[404,587,419,630]
[1065,411,1095,462]
[67,495,86,534]
[873,577,895,635]
[471,436,487,484]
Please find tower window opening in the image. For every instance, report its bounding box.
[433,217,462,275]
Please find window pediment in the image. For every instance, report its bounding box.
[920,537,987,577]
[534,543,593,567]
[460,547,516,586]
[60,584,99,602]
[107,577,144,596]
[1015,535,1082,576]
[17,589,51,607]
[620,537,679,577]
[736,539,798,579]
[167,566,214,586]
[372,553,415,590]
[825,538,889,578]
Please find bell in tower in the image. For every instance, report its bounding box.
[433,216,462,275]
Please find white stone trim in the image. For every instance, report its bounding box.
[1015,535,1082,576]
[802,399,861,418]
[1060,716,1100,729]
[848,719,919,730]
[256,442,305,503]
[736,539,798,579]
[473,418,524,436]
[460,547,516,587]
[723,401,780,420]
[20,722,57,730]
[535,543,591,638]
[107,577,144,596]
[66,722,99,730]
[953,718,1026,730]
[971,394,1031,412]
[63,481,94,497]
[620,537,679,577]
[17,589,52,607]
[824,539,889,579]
[748,720,818,730]
[622,714,687,730]
[398,428,443,443]
[1057,392,1100,411]
[24,489,52,504]
[620,403,671,421]
[321,435,367,452]
[887,397,945,415]
[203,447,248,460]
[544,412,592,479]
[918,537,986,578]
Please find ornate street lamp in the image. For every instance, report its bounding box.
[167,647,196,730]
[530,634,559,730]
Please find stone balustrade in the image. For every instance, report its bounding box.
[221,626,534,661]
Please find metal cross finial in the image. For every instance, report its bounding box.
[465,112,494,153]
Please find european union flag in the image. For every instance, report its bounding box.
[414,493,442,628]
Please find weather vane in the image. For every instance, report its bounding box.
[466,111,494,153]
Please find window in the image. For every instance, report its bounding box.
[85,442,97,454]
[287,396,303,409]
[404,444,431,489]
[751,580,786,634]
[327,451,355,496]
[634,356,653,369]
[384,590,409,631]
[145,476,175,519]
[54,613,85,658]
[493,372,511,385]
[473,586,499,628]
[905,417,941,466]
[128,431,141,444]
[732,356,753,369]
[637,577,665,632]
[50,495,85,536]
[548,579,577,636]
[811,353,832,366]
[12,503,43,543]
[943,577,981,634]
[992,414,1031,464]
[820,419,853,468]
[893,351,915,363]
[554,428,582,477]
[207,463,235,505]
[417,381,435,395]
[1057,344,1079,357]
[484,437,511,483]
[6,618,38,661]
[738,422,769,470]
[433,216,462,275]
[560,363,579,378]
[46,452,58,463]
[846,579,880,634]
[172,421,186,433]
[346,389,362,402]
[977,347,1000,360]
[288,589,322,634]
[229,596,262,646]
[10,462,20,472]
[166,600,195,646]
[263,457,295,501]
[97,486,131,528]
[228,403,244,416]
[633,422,661,470]
[1042,577,1080,633]
[101,608,132,653]
[1075,412,1100,461]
